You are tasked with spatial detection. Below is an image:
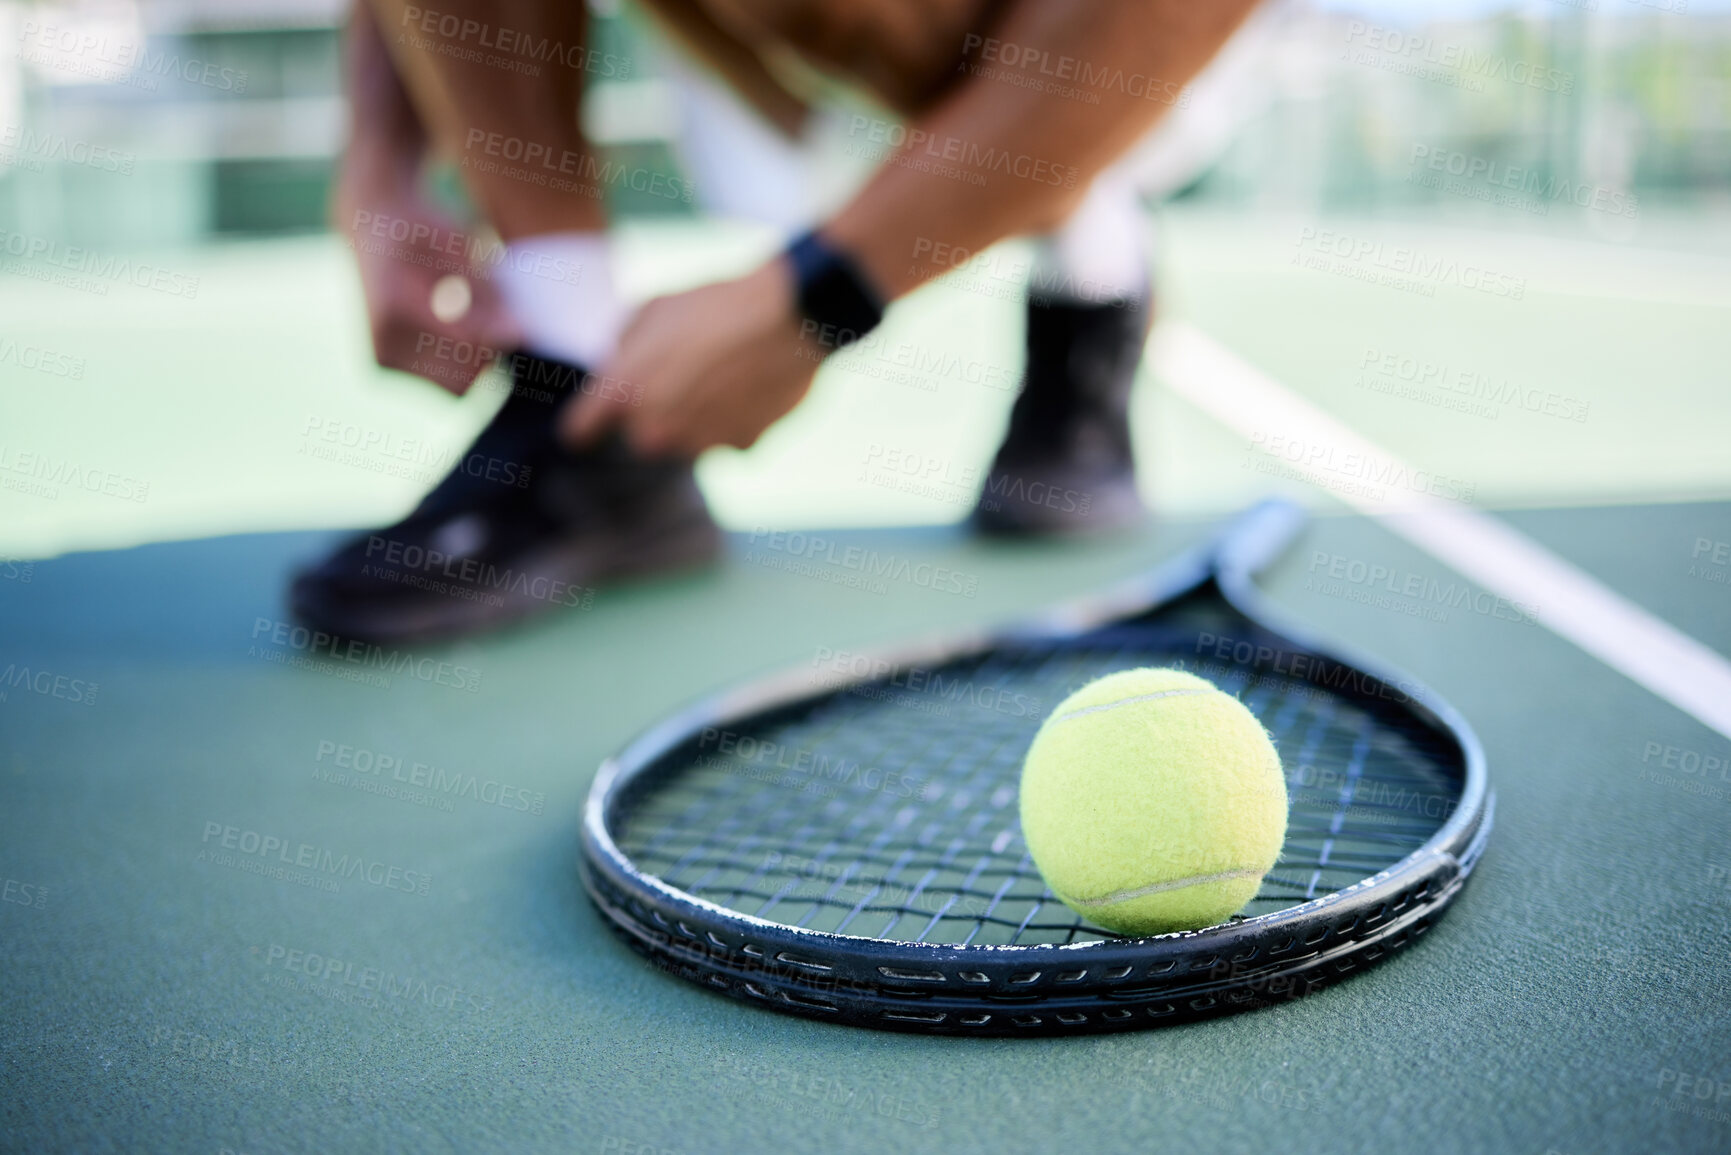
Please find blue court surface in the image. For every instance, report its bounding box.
[3,209,1730,1153]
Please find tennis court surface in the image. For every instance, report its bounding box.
[3,211,1729,1153]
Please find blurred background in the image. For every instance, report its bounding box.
[3,0,1728,558]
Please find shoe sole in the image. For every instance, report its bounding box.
[290,511,724,647]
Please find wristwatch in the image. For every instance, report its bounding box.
[785,229,885,350]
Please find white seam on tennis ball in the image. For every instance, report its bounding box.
[1052,687,1211,723]
[1068,867,1265,908]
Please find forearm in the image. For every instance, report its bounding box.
[823,0,1259,300]
[337,0,426,208]
[365,0,602,238]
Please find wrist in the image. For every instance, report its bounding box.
[783,229,886,354]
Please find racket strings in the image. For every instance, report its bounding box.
[615,637,1462,946]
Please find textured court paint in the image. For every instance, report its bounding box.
[1,507,1728,1154]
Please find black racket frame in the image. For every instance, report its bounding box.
[579,501,1493,1035]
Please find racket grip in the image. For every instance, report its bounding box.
[1215,498,1309,578]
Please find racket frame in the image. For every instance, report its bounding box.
[579,500,1493,1034]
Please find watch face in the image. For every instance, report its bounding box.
[792,232,884,347]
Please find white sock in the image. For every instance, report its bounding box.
[1033,170,1151,306]
[490,232,625,368]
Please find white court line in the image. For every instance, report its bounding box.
[1154,320,1731,742]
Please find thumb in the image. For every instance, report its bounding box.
[560,376,623,447]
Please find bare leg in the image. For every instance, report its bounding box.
[365,0,605,239]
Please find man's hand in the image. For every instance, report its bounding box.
[343,193,522,394]
[562,258,821,457]
[335,2,521,394]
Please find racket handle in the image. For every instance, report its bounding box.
[1215,498,1309,579]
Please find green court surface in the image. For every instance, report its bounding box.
[3,210,1730,1153]
[5,207,1731,557]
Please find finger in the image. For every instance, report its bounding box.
[615,366,693,458]
[646,383,738,459]
[626,419,671,458]
[375,316,472,394]
[561,382,628,447]
[404,286,522,394]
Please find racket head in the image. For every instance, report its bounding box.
[580,501,1492,1035]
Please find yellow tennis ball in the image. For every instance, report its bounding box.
[1018,668,1287,936]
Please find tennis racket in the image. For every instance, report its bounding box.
[579,499,1493,1035]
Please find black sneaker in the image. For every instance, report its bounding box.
[289,352,722,643]
[971,291,1151,536]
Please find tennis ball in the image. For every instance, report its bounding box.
[1018,668,1287,936]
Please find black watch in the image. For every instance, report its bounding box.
[785,230,885,351]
